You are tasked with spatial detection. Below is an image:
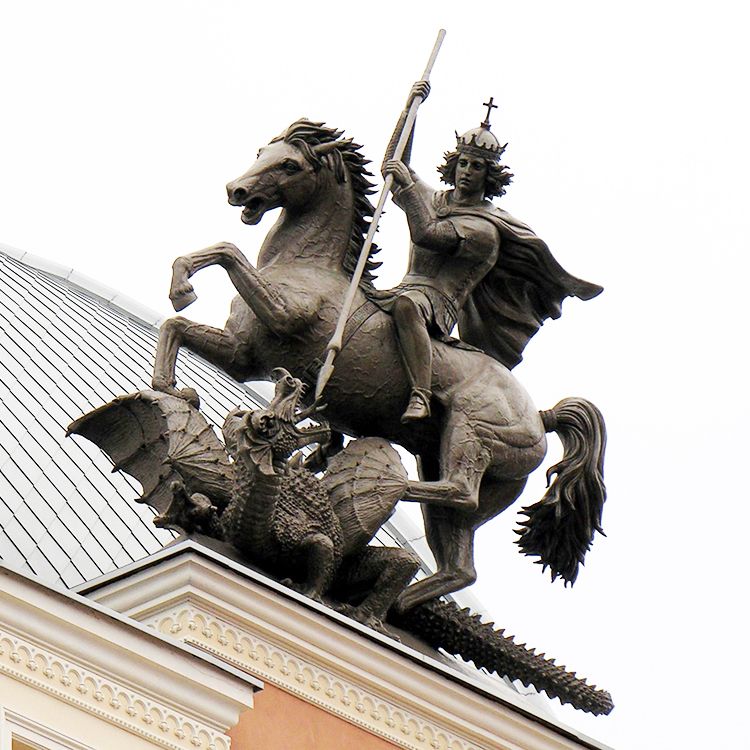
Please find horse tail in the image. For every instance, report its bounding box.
[515,397,607,585]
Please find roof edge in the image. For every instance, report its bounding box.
[0,560,261,744]
[79,540,614,750]
[0,242,166,328]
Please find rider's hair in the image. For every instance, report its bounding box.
[438,151,513,200]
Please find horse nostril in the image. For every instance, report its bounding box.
[227,184,248,203]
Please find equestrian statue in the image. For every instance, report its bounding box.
[69,36,613,714]
[147,78,605,611]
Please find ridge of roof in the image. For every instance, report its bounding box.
[0,242,166,328]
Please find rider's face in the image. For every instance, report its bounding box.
[454,156,487,201]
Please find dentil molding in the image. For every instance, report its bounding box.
[0,564,260,750]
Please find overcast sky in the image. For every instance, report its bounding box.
[2,2,749,748]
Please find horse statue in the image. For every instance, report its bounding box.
[151,119,607,612]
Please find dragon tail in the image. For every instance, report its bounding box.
[391,599,613,715]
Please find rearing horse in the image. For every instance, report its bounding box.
[152,120,606,611]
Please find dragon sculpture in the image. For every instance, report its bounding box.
[69,368,613,714]
[159,368,419,631]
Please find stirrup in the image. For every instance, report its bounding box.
[401,388,432,423]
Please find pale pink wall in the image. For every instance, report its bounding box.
[230,683,401,749]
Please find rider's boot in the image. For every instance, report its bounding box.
[401,387,432,423]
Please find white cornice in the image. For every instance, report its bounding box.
[81,543,612,750]
[0,564,261,750]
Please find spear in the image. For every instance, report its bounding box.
[314,29,446,402]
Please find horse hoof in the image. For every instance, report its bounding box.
[152,383,201,408]
[170,289,197,312]
[180,388,201,408]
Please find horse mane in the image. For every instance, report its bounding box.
[273,119,381,287]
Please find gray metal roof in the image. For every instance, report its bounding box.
[0,246,430,588]
[0,247,273,586]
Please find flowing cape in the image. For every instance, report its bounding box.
[446,198,603,369]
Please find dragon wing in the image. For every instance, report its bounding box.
[68,389,233,515]
[322,437,408,554]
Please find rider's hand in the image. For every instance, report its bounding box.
[406,80,431,109]
[383,160,414,189]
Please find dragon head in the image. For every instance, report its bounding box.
[222,368,330,474]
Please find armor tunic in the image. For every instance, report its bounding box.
[379,178,500,339]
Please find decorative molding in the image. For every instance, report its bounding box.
[150,606,485,750]
[0,564,261,750]
[0,628,229,750]
[84,544,611,750]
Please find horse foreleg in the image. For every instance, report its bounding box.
[170,243,310,337]
[168,245,235,311]
[152,316,249,401]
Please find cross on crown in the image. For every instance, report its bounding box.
[481,97,498,129]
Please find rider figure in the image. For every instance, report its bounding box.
[381,84,512,423]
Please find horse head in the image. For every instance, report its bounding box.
[226,119,381,282]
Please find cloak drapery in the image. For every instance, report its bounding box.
[442,196,603,369]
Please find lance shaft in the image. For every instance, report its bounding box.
[315,29,446,402]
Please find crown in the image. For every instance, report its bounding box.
[455,96,506,162]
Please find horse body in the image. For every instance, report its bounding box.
[152,120,603,611]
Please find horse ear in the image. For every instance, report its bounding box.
[312,138,352,156]
[312,141,340,155]
[328,149,347,184]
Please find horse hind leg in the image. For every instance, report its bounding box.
[396,476,527,612]
[396,509,476,613]
[401,416,491,512]
[152,316,247,402]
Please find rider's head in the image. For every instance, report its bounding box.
[438,106,513,200]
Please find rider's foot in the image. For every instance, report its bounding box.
[400,389,431,423]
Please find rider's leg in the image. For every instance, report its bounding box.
[392,292,433,422]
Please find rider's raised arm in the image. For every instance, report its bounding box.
[381,81,431,176]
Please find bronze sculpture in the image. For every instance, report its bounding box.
[68,41,613,708]
[69,373,613,715]
[147,114,606,612]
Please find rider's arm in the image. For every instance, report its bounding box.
[381,81,430,175]
[393,180,460,251]
[383,109,414,170]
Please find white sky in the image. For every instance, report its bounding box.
[2,2,749,748]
